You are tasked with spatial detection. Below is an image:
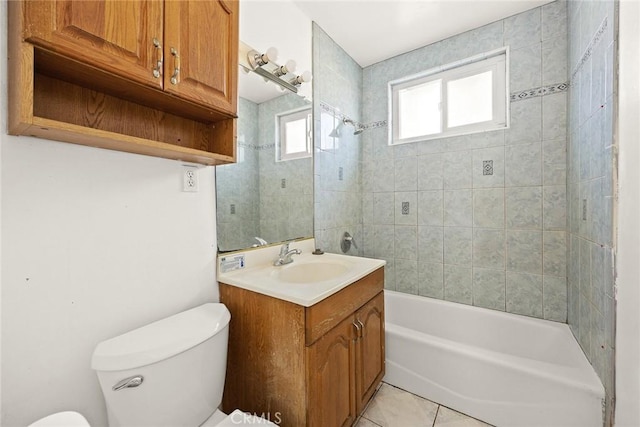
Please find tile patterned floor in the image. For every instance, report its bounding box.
[356,382,493,427]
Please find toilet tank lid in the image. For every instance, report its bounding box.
[91,303,230,371]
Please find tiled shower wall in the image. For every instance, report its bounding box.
[313,23,364,255]
[360,2,569,321]
[566,0,616,422]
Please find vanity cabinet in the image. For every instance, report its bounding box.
[8,0,239,166]
[219,267,385,427]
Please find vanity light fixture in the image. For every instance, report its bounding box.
[290,70,312,87]
[252,66,299,93]
[248,47,278,69]
[240,42,311,95]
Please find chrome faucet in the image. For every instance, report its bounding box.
[273,243,302,266]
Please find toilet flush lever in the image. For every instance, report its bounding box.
[112,375,144,391]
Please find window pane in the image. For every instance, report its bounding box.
[285,118,308,154]
[447,70,493,128]
[398,79,441,139]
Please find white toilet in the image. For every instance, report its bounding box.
[90,303,273,426]
[28,411,90,427]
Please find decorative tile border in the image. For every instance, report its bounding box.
[571,17,608,80]
[510,82,569,102]
[319,101,347,122]
[237,142,274,151]
[319,101,363,130]
[319,101,337,115]
[365,120,387,130]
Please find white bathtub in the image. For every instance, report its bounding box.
[384,290,604,427]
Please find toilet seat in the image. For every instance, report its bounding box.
[28,411,90,427]
[30,409,274,427]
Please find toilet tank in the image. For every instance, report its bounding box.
[91,303,231,427]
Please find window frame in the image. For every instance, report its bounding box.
[276,106,312,162]
[388,48,509,146]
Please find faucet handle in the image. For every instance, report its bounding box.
[341,232,358,253]
[279,242,290,256]
[254,237,268,246]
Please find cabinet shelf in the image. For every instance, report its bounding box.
[8,1,238,166]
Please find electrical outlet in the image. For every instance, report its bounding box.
[182,166,198,192]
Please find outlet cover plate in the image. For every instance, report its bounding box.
[183,166,198,192]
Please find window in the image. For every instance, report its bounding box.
[389,49,508,145]
[277,107,312,161]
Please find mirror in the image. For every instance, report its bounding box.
[216,89,313,252]
[216,6,313,252]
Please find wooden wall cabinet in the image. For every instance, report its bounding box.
[8,0,239,166]
[219,268,385,427]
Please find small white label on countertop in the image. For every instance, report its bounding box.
[220,254,246,273]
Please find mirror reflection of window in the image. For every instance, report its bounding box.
[277,107,312,161]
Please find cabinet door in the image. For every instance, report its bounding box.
[355,292,385,413]
[23,0,163,88]
[164,0,238,114]
[307,316,357,427]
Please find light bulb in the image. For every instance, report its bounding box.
[291,70,312,86]
[263,47,278,64]
[284,59,297,73]
[273,59,297,77]
[249,46,278,68]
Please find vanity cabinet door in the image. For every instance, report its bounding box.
[163,0,238,114]
[22,0,163,88]
[306,316,357,427]
[355,292,385,414]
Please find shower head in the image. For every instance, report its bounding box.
[343,117,365,135]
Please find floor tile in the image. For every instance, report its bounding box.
[361,383,438,427]
[433,406,493,427]
[355,416,382,427]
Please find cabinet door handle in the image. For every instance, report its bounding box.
[170,47,180,85]
[353,321,362,340]
[152,38,163,78]
[356,319,365,337]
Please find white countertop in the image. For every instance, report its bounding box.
[217,239,385,307]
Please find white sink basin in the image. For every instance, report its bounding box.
[218,240,386,306]
[271,260,350,283]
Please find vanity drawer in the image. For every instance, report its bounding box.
[305,267,384,346]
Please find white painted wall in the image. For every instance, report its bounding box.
[0,3,219,425]
[615,1,640,425]
[0,0,5,419]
